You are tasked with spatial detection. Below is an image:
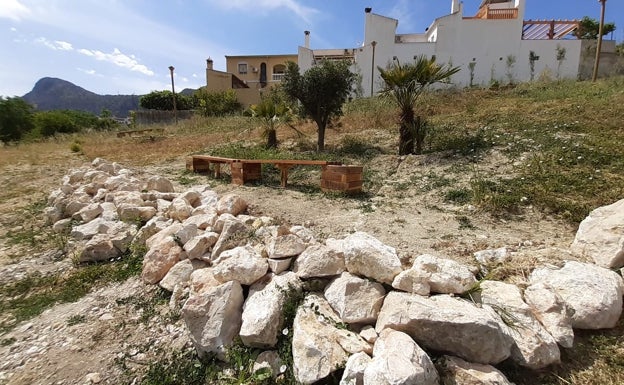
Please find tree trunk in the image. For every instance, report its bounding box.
[266,129,277,148]
[398,108,415,155]
[414,115,424,155]
[316,119,326,152]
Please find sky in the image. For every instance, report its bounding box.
[1,0,623,97]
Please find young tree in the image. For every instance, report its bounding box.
[0,97,34,143]
[574,15,615,39]
[249,95,292,148]
[282,60,355,152]
[378,56,460,155]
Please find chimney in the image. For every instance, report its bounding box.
[365,7,372,13]
[206,57,213,70]
[451,0,460,14]
[304,30,310,48]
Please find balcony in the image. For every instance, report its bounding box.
[465,7,518,20]
[272,73,285,81]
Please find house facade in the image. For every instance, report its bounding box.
[298,0,620,96]
[205,54,296,106]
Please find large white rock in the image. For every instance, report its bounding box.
[134,217,172,247]
[324,272,386,324]
[391,268,431,295]
[216,193,247,216]
[571,198,624,268]
[340,352,371,385]
[212,246,268,286]
[524,282,574,348]
[117,205,157,222]
[341,232,402,284]
[293,294,371,384]
[167,196,194,222]
[174,224,198,246]
[240,272,301,348]
[74,203,103,223]
[183,212,218,230]
[79,234,119,262]
[145,176,175,193]
[267,234,306,259]
[480,280,560,369]
[363,329,439,385]
[211,217,249,260]
[182,281,244,359]
[437,355,514,385]
[160,259,195,291]
[411,254,477,294]
[293,243,346,278]
[184,232,219,260]
[71,218,115,241]
[141,238,183,284]
[190,268,221,296]
[145,223,183,250]
[530,261,624,329]
[375,292,513,365]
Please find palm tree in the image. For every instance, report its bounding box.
[378,56,460,155]
[249,96,292,148]
[592,0,607,82]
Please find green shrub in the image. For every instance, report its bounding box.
[34,111,79,137]
[195,90,242,117]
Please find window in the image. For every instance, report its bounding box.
[238,63,248,74]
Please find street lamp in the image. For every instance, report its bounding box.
[168,65,178,123]
[592,0,607,82]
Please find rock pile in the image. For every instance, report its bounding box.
[46,158,624,385]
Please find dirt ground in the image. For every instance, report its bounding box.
[0,147,582,385]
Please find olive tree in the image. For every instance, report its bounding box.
[282,60,355,152]
[0,97,34,143]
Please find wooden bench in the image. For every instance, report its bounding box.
[116,128,164,138]
[187,155,362,193]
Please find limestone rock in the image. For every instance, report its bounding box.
[184,232,219,260]
[324,272,386,324]
[267,234,306,259]
[71,218,114,241]
[267,258,292,274]
[411,254,477,294]
[363,329,439,385]
[190,268,220,296]
[341,232,402,284]
[141,238,183,284]
[182,281,244,359]
[524,282,574,348]
[437,355,513,385]
[474,247,511,273]
[211,218,249,260]
[74,203,103,223]
[253,350,283,378]
[79,234,120,262]
[145,176,175,193]
[167,196,194,222]
[117,205,157,222]
[216,193,247,216]
[290,225,316,243]
[160,259,194,291]
[183,212,218,230]
[293,294,371,384]
[340,352,371,385]
[212,246,268,285]
[530,261,624,329]
[359,326,378,344]
[391,268,430,295]
[293,243,346,278]
[571,199,624,268]
[240,272,301,348]
[480,280,560,369]
[376,292,513,365]
[145,223,183,250]
[175,224,199,246]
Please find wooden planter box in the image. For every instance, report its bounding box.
[321,165,363,194]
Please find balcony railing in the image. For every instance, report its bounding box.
[466,7,518,20]
[272,73,285,81]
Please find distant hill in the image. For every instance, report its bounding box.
[22,78,140,117]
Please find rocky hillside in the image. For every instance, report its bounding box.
[21,77,139,117]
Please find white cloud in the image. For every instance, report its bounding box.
[77,68,101,76]
[207,0,318,23]
[387,0,417,31]
[0,0,31,21]
[35,37,73,51]
[77,47,154,76]
[10,27,17,32]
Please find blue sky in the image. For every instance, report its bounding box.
[1,0,622,97]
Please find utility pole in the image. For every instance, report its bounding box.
[370,41,377,97]
[592,0,607,82]
[168,65,178,123]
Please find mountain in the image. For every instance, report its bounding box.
[22,78,140,117]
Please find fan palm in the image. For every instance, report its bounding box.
[379,55,460,155]
[249,97,292,148]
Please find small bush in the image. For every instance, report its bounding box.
[195,90,242,117]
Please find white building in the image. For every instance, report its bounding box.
[298,0,617,96]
